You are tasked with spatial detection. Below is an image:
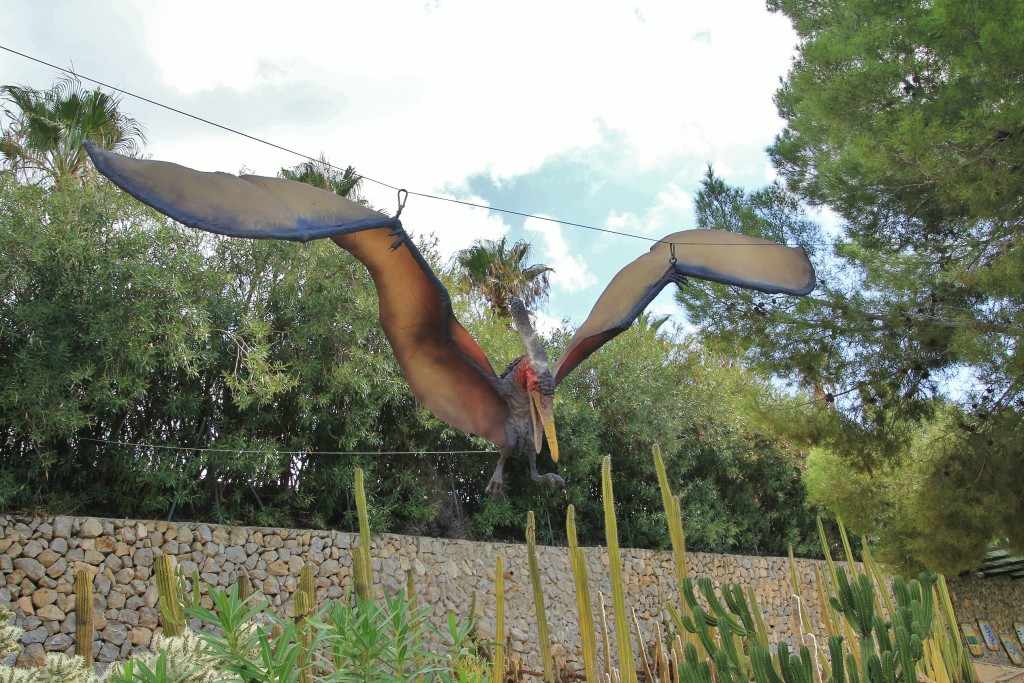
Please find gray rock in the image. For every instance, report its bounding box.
[44,633,74,651]
[102,621,128,645]
[97,641,120,663]
[21,626,48,644]
[51,517,72,539]
[80,518,103,539]
[224,545,247,564]
[133,547,154,567]
[13,557,44,581]
[22,540,43,558]
[138,607,160,630]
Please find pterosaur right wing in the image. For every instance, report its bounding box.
[553,229,815,383]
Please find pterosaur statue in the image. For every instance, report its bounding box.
[85,143,815,496]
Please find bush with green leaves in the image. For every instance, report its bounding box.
[180,585,488,683]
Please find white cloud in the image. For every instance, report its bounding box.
[2,0,798,325]
[524,217,597,294]
[605,184,694,238]
[395,192,510,259]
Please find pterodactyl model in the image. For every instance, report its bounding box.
[85,143,815,496]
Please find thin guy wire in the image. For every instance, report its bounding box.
[79,436,496,456]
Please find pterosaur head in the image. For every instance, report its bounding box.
[509,299,559,462]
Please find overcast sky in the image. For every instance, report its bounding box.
[2,0,799,329]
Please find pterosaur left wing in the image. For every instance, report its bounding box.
[553,229,815,383]
[85,143,511,447]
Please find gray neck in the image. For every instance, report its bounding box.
[510,298,551,376]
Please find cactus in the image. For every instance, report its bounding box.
[493,555,506,683]
[236,568,252,603]
[155,553,188,637]
[526,510,554,683]
[352,545,372,601]
[567,505,599,683]
[293,588,314,683]
[602,456,637,683]
[598,591,613,677]
[653,445,688,589]
[74,568,94,667]
[300,564,316,613]
[353,467,374,599]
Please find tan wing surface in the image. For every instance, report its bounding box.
[86,143,511,447]
[553,229,815,383]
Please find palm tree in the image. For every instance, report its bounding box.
[0,76,145,184]
[454,237,553,317]
[278,153,363,200]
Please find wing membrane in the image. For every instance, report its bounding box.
[553,229,814,383]
[86,144,511,446]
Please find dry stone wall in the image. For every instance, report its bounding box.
[945,576,1024,667]
[2,514,1021,672]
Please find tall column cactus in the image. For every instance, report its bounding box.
[353,467,374,599]
[299,564,316,614]
[155,553,188,637]
[492,555,506,683]
[526,511,554,683]
[74,568,94,667]
[602,455,637,683]
[567,504,599,683]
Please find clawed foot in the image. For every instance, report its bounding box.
[531,472,565,487]
[485,476,503,499]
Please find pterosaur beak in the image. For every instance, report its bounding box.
[529,390,559,463]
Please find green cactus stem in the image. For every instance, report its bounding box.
[602,456,637,683]
[236,568,252,603]
[567,505,599,683]
[155,553,187,637]
[526,511,554,683]
[300,564,316,613]
[493,555,506,683]
[353,467,374,598]
[352,545,372,601]
[74,569,94,667]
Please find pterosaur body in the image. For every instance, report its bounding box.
[85,143,815,495]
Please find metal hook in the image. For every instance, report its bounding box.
[669,242,678,265]
[395,189,409,219]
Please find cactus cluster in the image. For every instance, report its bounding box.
[45,444,977,683]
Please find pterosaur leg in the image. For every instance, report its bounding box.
[486,451,510,498]
[528,450,565,488]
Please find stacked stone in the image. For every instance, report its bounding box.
[946,576,1024,667]
[2,514,1016,673]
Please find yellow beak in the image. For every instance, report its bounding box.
[529,390,559,463]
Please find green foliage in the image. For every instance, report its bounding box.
[278,154,363,202]
[0,160,820,554]
[0,605,24,659]
[0,654,96,683]
[0,99,823,555]
[181,584,482,683]
[1,76,145,184]
[677,0,1024,571]
[452,237,552,317]
[106,631,225,683]
[804,405,1005,575]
